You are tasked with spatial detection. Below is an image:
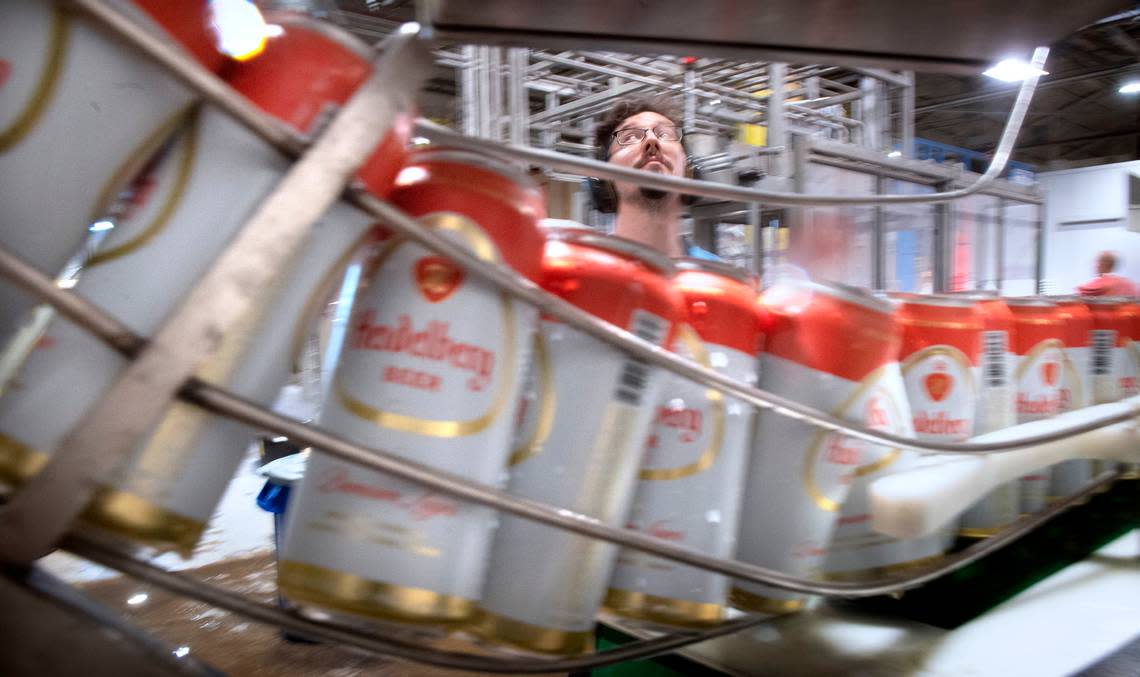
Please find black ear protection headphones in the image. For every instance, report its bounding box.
[588,133,701,214]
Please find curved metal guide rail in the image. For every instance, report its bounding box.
[56,472,1121,673]
[0,0,1124,670]
[0,244,1128,598]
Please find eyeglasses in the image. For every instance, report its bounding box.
[611,125,683,145]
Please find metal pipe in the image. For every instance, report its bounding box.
[996,197,1007,292]
[507,47,528,146]
[873,174,886,289]
[45,6,1073,451]
[900,70,915,158]
[1035,202,1046,294]
[413,40,1040,208]
[569,51,672,77]
[487,46,503,141]
[767,63,788,177]
[933,181,951,292]
[683,66,697,130]
[83,0,1048,208]
[460,45,478,136]
[528,80,644,123]
[850,66,912,88]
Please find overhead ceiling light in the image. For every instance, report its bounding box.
[1119,81,1140,94]
[210,0,269,62]
[983,58,1048,82]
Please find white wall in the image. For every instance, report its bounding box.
[1040,160,1140,295]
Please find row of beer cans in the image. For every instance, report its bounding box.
[269,192,1140,655]
[1,0,414,552]
[2,1,1138,657]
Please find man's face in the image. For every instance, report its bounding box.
[607,111,686,202]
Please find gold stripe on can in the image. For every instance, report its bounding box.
[728,587,807,615]
[958,526,1004,538]
[0,435,206,557]
[602,588,725,628]
[820,553,943,582]
[0,6,69,152]
[0,432,48,486]
[278,561,474,625]
[467,609,595,655]
[81,488,206,557]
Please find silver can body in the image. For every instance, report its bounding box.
[280,217,538,624]
[474,310,670,653]
[0,0,201,343]
[606,330,756,626]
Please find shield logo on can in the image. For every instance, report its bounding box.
[414,255,463,303]
[924,372,952,402]
[1041,361,1059,386]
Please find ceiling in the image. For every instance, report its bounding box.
[328,1,1140,171]
[912,8,1140,170]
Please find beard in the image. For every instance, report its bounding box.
[623,186,674,213]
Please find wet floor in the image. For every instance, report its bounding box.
[37,447,562,676]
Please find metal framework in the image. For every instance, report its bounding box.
[0,1,1131,673]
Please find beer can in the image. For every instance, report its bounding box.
[958,293,1020,536]
[471,228,684,655]
[278,149,546,627]
[822,295,980,580]
[0,0,226,344]
[897,296,982,442]
[734,281,910,614]
[1085,297,1133,477]
[1118,300,1140,399]
[1049,296,1095,498]
[0,15,400,549]
[1121,299,1140,478]
[604,259,765,628]
[1006,297,1065,513]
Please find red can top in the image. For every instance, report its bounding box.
[541,228,685,347]
[134,0,227,72]
[975,297,1015,335]
[1085,298,1131,347]
[388,149,546,282]
[1052,297,1093,348]
[223,13,371,135]
[761,280,901,383]
[1005,297,1064,355]
[897,295,983,365]
[355,112,414,199]
[673,259,766,355]
[1119,301,1140,341]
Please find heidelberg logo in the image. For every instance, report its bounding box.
[415,256,463,303]
[924,372,952,402]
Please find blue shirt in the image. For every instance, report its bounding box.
[686,243,720,261]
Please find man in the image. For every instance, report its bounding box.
[1077,251,1137,297]
[592,96,716,259]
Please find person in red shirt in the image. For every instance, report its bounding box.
[1077,251,1137,297]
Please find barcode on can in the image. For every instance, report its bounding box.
[982,330,1008,388]
[1091,330,1115,376]
[614,310,668,406]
